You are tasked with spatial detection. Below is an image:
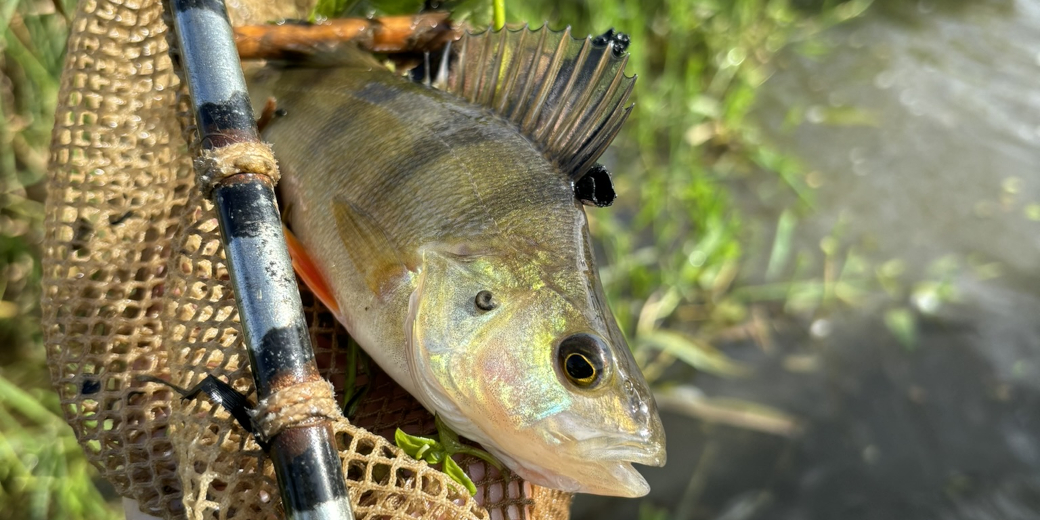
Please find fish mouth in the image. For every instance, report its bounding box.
[571,435,666,497]
[585,441,666,467]
[507,431,666,497]
[596,461,650,498]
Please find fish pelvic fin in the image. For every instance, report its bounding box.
[284,225,341,316]
[441,25,636,182]
[332,197,411,296]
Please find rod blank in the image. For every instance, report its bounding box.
[168,0,355,518]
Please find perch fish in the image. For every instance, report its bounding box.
[248,26,666,497]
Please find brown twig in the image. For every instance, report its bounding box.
[234,13,463,60]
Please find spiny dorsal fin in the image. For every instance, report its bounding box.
[441,25,636,182]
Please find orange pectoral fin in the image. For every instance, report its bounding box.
[284,226,341,316]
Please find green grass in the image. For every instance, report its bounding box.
[1,0,122,518]
[0,0,880,517]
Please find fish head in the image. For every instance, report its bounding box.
[407,236,665,497]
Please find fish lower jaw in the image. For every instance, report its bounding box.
[590,461,651,498]
[495,448,652,498]
[516,460,650,498]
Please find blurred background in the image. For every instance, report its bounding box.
[4,0,1040,518]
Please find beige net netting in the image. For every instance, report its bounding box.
[41,0,574,518]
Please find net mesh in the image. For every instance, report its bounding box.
[41,0,574,518]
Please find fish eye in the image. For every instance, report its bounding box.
[557,333,609,389]
[475,290,497,311]
[565,353,596,384]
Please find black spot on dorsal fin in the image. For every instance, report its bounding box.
[574,163,615,207]
[591,29,630,57]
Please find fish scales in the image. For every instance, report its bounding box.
[248,26,664,499]
[267,67,580,254]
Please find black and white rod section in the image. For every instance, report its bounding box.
[167,0,355,518]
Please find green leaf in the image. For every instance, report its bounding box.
[443,456,477,496]
[394,429,439,458]
[309,0,354,20]
[431,0,493,25]
[310,0,428,19]
[884,307,918,351]
[435,415,506,472]
[435,414,461,446]
[370,0,425,15]
[492,0,505,29]
[394,428,447,464]
[765,209,797,281]
[639,330,749,377]
[396,423,484,495]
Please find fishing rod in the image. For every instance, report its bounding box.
[165,0,354,518]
